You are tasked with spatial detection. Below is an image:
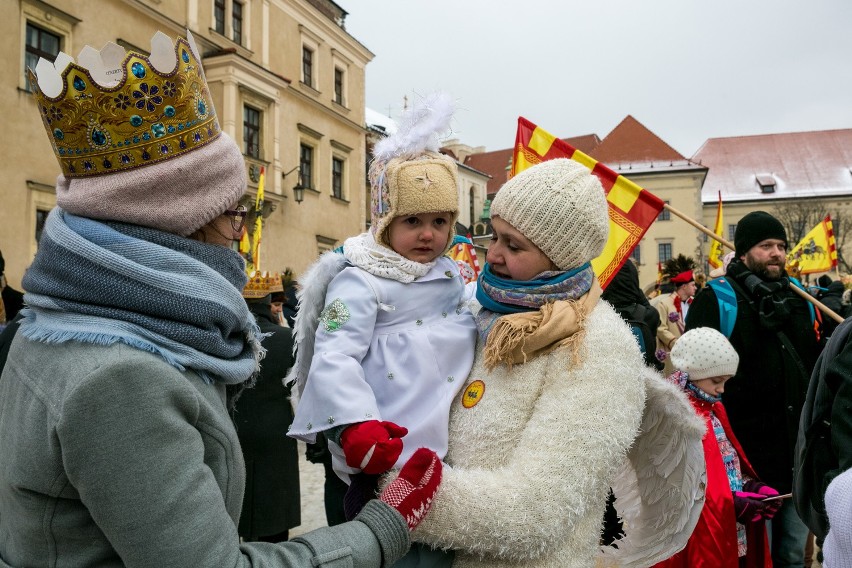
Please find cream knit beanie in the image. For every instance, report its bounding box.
[490,158,608,270]
[670,327,740,381]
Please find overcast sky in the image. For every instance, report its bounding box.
[343,0,852,158]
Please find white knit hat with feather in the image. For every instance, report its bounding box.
[368,92,459,249]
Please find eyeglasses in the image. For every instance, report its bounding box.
[224,205,248,232]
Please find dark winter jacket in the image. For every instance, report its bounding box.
[230,302,300,539]
[602,262,662,370]
[686,263,823,493]
[820,281,846,337]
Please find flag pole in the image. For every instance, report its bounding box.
[662,202,843,324]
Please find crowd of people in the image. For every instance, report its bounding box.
[0,28,850,568]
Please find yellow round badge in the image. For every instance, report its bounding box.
[462,380,486,409]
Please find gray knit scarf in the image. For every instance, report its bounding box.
[20,208,263,385]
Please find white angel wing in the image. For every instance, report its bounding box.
[599,367,707,567]
[283,250,349,403]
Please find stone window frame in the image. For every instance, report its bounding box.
[20,0,79,92]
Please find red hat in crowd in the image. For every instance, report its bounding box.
[670,270,694,284]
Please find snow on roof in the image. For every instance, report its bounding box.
[365,107,397,135]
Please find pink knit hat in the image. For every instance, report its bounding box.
[56,133,245,236]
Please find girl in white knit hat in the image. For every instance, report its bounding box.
[381,157,708,568]
[287,93,476,538]
[654,327,782,567]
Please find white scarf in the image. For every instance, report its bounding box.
[286,232,435,399]
[343,232,433,283]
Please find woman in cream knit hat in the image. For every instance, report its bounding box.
[385,158,708,567]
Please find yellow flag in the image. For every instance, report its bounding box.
[787,215,837,275]
[251,167,265,271]
[708,192,724,268]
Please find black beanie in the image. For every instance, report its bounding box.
[734,211,787,256]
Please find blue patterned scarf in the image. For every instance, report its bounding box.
[475,262,596,342]
[669,370,722,403]
[20,208,263,385]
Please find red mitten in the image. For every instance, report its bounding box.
[340,420,408,475]
[379,447,443,530]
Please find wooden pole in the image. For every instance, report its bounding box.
[662,203,843,324]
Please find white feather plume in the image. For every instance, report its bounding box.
[372,92,455,161]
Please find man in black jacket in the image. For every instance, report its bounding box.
[230,273,301,542]
[686,211,823,567]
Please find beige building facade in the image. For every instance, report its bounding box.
[2,0,372,288]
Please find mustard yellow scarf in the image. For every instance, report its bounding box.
[482,281,602,370]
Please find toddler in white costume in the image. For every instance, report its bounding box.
[287,94,476,519]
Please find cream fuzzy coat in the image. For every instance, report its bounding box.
[408,301,705,568]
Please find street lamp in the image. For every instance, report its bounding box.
[283,166,306,205]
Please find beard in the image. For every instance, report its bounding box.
[744,254,785,281]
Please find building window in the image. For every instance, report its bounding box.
[25,23,60,91]
[658,243,673,264]
[317,235,337,256]
[232,0,243,45]
[469,187,476,228]
[300,144,314,190]
[302,46,314,88]
[630,245,641,265]
[657,200,671,221]
[332,157,344,199]
[243,105,261,159]
[728,224,737,241]
[35,208,50,246]
[214,0,225,34]
[334,67,344,105]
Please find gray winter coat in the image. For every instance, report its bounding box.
[0,337,408,567]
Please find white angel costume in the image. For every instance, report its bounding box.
[287,236,477,481]
[393,299,707,567]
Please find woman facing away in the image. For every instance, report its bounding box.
[385,158,708,568]
[0,30,440,568]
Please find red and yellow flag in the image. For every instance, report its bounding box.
[787,214,838,275]
[511,117,665,288]
[708,191,725,269]
[448,235,481,284]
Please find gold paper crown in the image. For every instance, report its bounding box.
[242,271,284,299]
[28,31,220,178]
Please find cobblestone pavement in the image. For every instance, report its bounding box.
[290,442,329,538]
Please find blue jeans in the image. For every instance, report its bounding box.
[766,499,810,567]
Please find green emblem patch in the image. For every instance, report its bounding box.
[319,298,350,332]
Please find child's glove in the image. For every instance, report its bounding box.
[743,479,783,518]
[733,490,779,523]
[341,420,408,475]
[379,447,443,530]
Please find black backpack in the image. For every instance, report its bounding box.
[793,315,852,540]
[613,303,663,371]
